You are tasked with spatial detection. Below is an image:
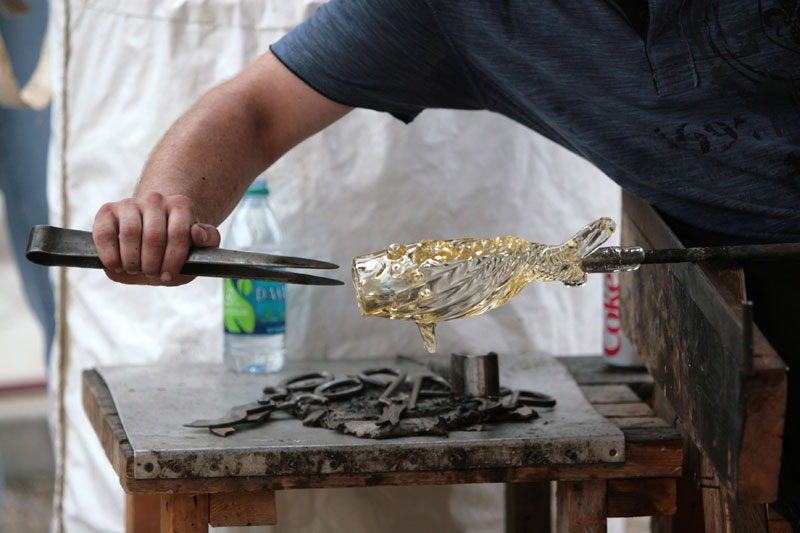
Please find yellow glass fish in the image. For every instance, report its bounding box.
[352,217,616,353]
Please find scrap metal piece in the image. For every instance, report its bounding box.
[258,386,289,404]
[377,373,409,426]
[314,377,364,400]
[475,397,505,413]
[408,375,423,410]
[210,427,236,437]
[378,373,407,403]
[183,401,272,428]
[451,352,499,397]
[417,374,452,398]
[408,374,452,410]
[377,400,407,427]
[515,390,557,408]
[356,367,403,388]
[279,372,333,392]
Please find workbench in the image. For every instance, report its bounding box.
[82,354,682,532]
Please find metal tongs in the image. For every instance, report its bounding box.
[25,225,344,286]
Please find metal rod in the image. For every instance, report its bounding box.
[582,242,800,273]
[640,242,800,264]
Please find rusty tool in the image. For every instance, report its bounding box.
[187,385,329,435]
[183,401,274,428]
[377,373,408,426]
[313,377,364,400]
[356,367,403,388]
[581,242,800,273]
[25,225,344,285]
[278,371,334,392]
[407,374,452,410]
[502,389,556,408]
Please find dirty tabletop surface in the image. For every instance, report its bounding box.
[96,354,624,481]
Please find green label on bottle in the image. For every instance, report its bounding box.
[224,278,286,335]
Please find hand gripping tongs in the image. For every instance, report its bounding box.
[25,225,344,286]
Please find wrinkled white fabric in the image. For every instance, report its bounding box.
[47,1,621,531]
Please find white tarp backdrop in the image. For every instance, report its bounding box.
[47,1,621,531]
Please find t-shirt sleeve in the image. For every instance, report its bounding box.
[269,0,482,123]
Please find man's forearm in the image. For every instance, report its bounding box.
[92,50,351,286]
[136,80,274,226]
[135,50,351,226]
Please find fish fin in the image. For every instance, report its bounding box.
[417,322,437,353]
[564,217,617,259]
[538,218,615,287]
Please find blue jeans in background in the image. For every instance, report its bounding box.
[0,0,54,521]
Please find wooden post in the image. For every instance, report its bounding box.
[505,481,551,533]
[126,493,161,533]
[619,192,786,502]
[557,480,607,533]
[700,456,769,532]
[161,494,209,533]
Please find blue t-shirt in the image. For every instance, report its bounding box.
[271,0,800,242]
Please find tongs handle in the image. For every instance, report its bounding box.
[25,225,344,286]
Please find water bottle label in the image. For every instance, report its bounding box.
[224,278,286,335]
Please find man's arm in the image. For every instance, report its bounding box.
[92,50,352,286]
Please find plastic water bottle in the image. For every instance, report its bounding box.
[222,178,287,373]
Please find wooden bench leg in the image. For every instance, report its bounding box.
[557,480,607,533]
[161,494,209,533]
[126,493,161,533]
[505,481,551,533]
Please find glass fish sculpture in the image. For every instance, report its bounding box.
[352,217,616,353]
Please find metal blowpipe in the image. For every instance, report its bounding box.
[581,242,800,273]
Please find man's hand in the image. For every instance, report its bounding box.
[93,192,220,286]
[90,50,350,287]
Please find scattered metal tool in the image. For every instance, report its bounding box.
[408,374,452,410]
[184,401,274,429]
[278,371,334,391]
[184,362,554,439]
[185,374,332,431]
[356,367,404,388]
[25,225,344,285]
[377,372,408,427]
[502,389,556,408]
[314,377,364,400]
[581,242,800,273]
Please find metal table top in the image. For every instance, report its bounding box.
[96,353,624,480]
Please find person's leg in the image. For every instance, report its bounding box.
[0,0,55,365]
[0,2,54,523]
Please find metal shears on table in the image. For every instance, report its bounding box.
[25,225,344,286]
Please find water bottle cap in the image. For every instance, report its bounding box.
[246,179,269,195]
